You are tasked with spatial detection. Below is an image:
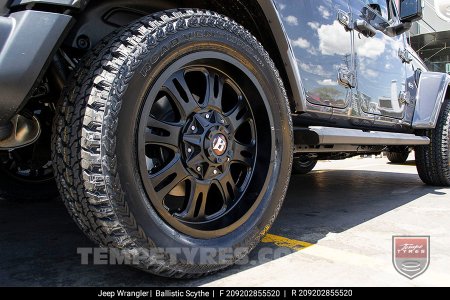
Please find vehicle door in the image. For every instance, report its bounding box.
[274,0,353,109]
[349,0,409,121]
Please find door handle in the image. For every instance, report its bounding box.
[354,20,377,38]
[399,91,410,105]
[398,49,413,64]
[337,66,356,88]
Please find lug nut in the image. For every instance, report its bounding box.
[197,167,202,172]
[213,170,218,175]
[227,158,231,162]
[187,148,192,153]
[206,114,210,119]
[191,126,196,131]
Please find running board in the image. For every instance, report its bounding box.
[294,127,430,146]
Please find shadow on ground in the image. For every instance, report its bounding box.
[0,168,442,286]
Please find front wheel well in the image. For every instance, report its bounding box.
[61,0,295,110]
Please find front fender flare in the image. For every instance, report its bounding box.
[413,72,450,129]
[256,0,307,112]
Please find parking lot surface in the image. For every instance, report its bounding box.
[1,155,449,287]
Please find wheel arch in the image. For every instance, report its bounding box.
[413,72,450,129]
[62,0,303,112]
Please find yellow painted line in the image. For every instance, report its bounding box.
[261,234,314,251]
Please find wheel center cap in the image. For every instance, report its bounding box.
[212,133,228,156]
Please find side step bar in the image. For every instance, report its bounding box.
[294,127,430,146]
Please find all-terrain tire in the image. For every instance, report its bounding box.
[386,151,409,164]
[292,157,317,175]
[52,9,293,277]
[415,100,450,186]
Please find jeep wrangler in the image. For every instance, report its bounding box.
[0,0,448,277]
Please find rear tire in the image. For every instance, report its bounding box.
[292,157,317,175]
[385,151,409,164]
[53,9,293,277]
[415,100,450,186]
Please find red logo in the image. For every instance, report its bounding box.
[393,236,430,279]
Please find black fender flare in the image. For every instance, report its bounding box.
[9,0,83,8]
[0,10,72,125]
[256,0,306,112]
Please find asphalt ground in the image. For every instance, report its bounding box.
[1,154,449,287]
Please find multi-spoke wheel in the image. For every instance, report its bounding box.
[141,65,260,236]
[53,9,293,277]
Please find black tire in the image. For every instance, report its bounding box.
[53,9,293,277]
[415,100,450,186]
[292,157,317,175]
[385,151,409,164]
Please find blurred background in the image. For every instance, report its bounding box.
[409,0,450,73]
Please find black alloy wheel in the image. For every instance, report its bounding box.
[139,61,263,237]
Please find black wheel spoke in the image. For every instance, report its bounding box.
[146,117,181,152]
[233,141,255,167]
[164,72,200,119]
[149,155,188,199]
[177,178,210,220]
[193,114,212,130]
[216,172,237,205]
[228,101,251,131]
[185,152,204,170]
[182,133,203,146]
[205,71,224,108]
